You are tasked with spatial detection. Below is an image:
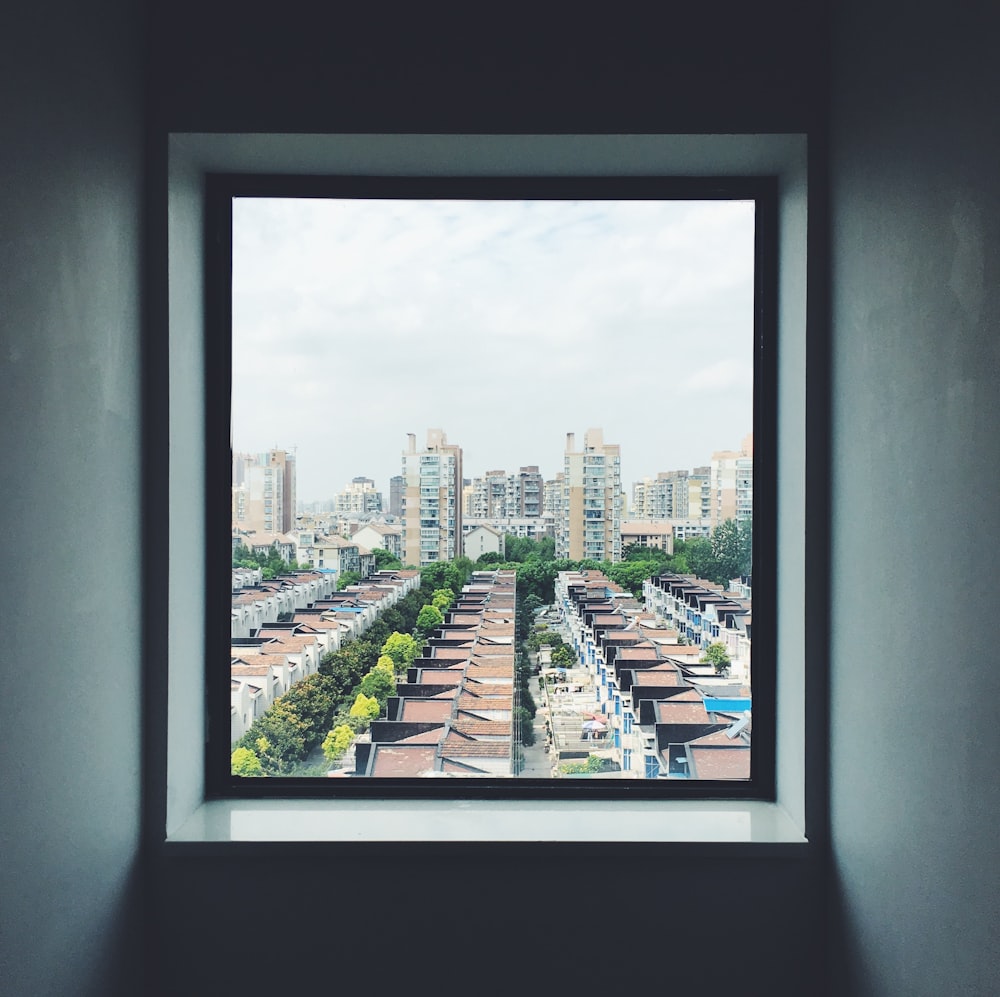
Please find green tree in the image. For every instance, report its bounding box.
[605,559,659,597]
[521,593,544,617]
[349,692,380,722]
[431,587,454,611]
[415,603,444,637]
[371,547,403,570]
[337,570,362,590]
[231,747,263,776]
[551,644,575,667]
[322,724,356,764]
[533,537,556,561]
[359,665,396,704]
[381,631,421,672]
[710,519,743,586]
[685,536,716,582]
[737,519,753,578]
[515,706,536,746]
[504,535,535,562]
[514,559,557,603]
[701,641,732,676]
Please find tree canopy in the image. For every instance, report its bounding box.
[701,641,732,675]
[230,747,263,776]
[415,603,444,637]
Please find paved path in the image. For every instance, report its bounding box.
[517,672,557,777]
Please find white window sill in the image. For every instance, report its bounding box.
[164,799,809,854]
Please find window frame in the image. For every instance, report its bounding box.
[159,134,813,845]
[205,170,777,803]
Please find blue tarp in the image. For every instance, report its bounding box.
[703,697,751,713]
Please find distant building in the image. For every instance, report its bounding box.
[710,434,753,525]
[232,448,297,535]
[464,524,505,560]
[471,469,509,518]
[388,475,404,518]
[352,522,403,560]
[468,465,545,520]
[335,476,383,515]
[463,515,555,543]
[620,520,674,554]
[557,428,623,562]
[402,429,463,567]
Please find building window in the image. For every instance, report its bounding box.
[166,134,807,827]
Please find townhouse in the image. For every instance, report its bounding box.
[555,568,751,779]
[229,568,421,744]
[353,570,517,777]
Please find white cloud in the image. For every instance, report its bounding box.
[232,196,755,500]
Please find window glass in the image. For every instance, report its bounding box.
[222,179,768,794]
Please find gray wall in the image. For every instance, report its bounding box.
[828,2,1000,994]
[0,4,146,996]
[146,5,830,996]
[5,1,1000,995]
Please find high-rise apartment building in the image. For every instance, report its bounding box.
[232,448,296,535]
[631,468,711,523]
[511,466,544,518]
[544,474,564,520]
[335,476,383,515]
[467,466,545,520]
[711,434,753,525]
[388,475,404,518]
[402,429,463,566]
[471,469,508,518]
[556,428,623,562]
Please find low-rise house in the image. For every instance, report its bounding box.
[355,570,516,777]
[351,522,403,560]
[463,523,504,560]
[620,520,674,553]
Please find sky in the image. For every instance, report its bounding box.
[232,195,755,505]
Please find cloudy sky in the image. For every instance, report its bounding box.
[232,196,755,504]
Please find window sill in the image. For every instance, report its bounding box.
[164,799,809,855]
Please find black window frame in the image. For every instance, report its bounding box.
[206,173,777,802]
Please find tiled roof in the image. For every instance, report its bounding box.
[440,738,511,758]
[369,745,438,777]
[394,729,446,745]
[633,671,682,686]
[400,700,454,722]
[688,746,751,780]
[452,719,511,737]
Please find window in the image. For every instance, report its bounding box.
[162,136,802,840]
[211,170,776,800]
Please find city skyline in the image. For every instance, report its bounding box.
[233,196,755,503]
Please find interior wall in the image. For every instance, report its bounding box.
[146,4,831,995]
[0,4,146,996]
[828,3,1000,994]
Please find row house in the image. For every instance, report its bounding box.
[230,569,421,744]
[353,571,517,777]
[556,568,752,780]
[230,569,338,638]
[554,569,650,776]
[231,566,262,590]
[643,570,752,682]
